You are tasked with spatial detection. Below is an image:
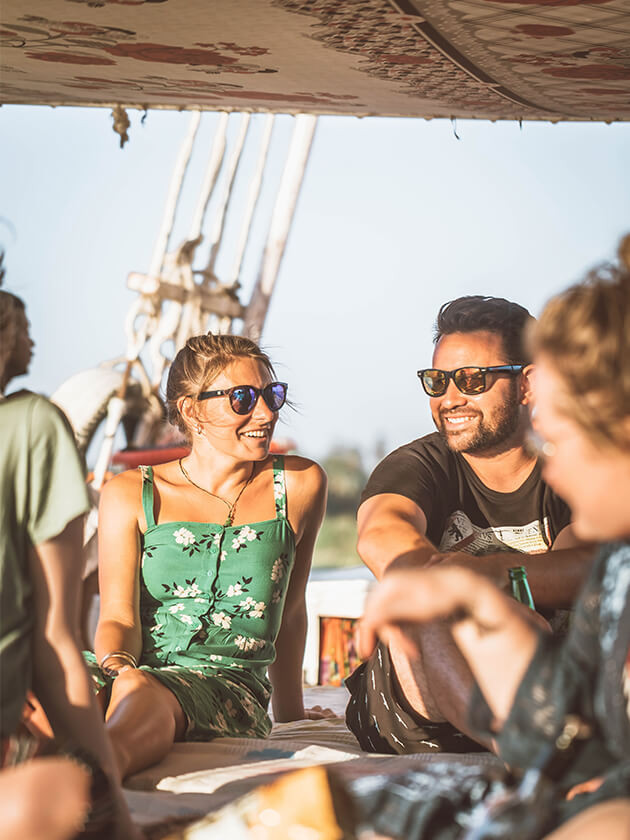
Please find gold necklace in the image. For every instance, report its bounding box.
[178,458,255,527]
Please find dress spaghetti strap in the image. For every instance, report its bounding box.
[139,465,157,530]
[272,455,287,520]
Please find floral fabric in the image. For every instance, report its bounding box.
[85,455,295,741]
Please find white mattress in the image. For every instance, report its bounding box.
[125,686,502,830]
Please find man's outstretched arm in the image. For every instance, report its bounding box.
[357,493,435,579]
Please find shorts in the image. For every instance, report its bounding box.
[345,640,487,754]
[83,651,271,741]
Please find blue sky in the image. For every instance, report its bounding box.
[1,105,629,467]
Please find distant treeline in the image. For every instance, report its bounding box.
[321,447,368,516]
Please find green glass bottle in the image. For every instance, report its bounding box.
[508,565,535,610]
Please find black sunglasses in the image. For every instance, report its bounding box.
[417,365,524,397]
[197,382,288,415]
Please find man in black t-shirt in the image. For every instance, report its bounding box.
[364,433,570,558]
[346,295,593,755]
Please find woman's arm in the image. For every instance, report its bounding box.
[359,565,540,729]
[28,516,138,839]
[93,471,144,670]
[268,459,327,722]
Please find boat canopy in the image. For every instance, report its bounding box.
[2,0,630,122]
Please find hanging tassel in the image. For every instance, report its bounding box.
[111,105,130,149]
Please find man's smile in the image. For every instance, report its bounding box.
[441,412,478,428]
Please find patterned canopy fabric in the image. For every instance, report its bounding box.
[1,0,629,121]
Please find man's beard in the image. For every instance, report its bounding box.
[436,382,522,455]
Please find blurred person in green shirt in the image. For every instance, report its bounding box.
[0,287,138,840]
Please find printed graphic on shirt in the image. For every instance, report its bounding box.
[438,510,550,555]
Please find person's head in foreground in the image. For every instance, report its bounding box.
[418,295,534,455]
[0,289,34,394]
[165,332,287,461]
[531,235,630,543]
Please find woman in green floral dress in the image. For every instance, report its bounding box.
[86,334,328,778]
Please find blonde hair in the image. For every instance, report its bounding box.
[532,235,630,450]
[165,333,276,439]
[0,289,25,388]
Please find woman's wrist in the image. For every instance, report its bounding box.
[99,650,138,677]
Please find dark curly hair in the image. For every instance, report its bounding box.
[434,295,534,364]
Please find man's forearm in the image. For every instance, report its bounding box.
[358,525,438,580]
[461,545,595,609]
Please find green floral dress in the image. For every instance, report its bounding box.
[85,455,295,740]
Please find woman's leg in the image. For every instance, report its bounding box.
[543,799,630,840]
[104,669,187,778]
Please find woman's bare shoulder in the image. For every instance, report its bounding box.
[99,467,144,506]
[282,455,327,499]
[283,453,325,476]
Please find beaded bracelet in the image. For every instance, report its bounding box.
[99,650,138,678]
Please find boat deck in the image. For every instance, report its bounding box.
[128,685,502,835]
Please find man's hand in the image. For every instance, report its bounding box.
[511,600,553,634]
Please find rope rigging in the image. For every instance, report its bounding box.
[52,111,317,489]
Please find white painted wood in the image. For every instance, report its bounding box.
[189,112,229,241]
[303,577,372,686]
[228,114,274,287]
[204,113,251,275]
[243,114,317,342]
[148,110,201,280]
[91,395,126,490]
